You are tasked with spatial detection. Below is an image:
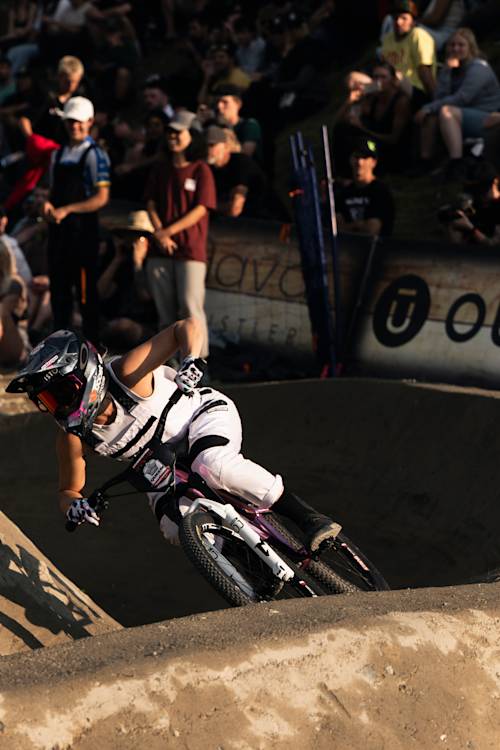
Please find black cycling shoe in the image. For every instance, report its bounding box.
[272,490,342,552]
[303,516,342,552]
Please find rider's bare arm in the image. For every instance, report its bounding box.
[113,317,204,397]
[56,431,87,515]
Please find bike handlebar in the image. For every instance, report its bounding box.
[63,461,194,532]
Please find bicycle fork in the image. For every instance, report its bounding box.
[188,499,295,582]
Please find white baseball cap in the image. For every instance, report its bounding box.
[168,110,197,131]
[63,96,94,122]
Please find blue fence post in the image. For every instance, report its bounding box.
[289,131,336,376]
[321,125,343,374]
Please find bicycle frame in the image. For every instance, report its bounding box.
[82,464,313,588]
[174,466,309,551]
[187,497,296,582]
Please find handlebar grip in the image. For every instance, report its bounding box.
[65,519,78,532]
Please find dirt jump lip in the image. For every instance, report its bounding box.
[1,586,499,750]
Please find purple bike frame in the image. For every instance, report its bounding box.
[175,466,310,558]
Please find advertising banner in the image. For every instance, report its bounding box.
[206,220,373,365]
[207,221,500,388]
[349,238,500,387]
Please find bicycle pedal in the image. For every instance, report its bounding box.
[318,537,337,553]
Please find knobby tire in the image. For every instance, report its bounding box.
[265,512,389,593]
[179,510,327,607]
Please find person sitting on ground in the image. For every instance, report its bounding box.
[0,236,28,367]
[214,84,262,159]
[414,27,500,179]
[334,137,395,237]
[98,211,157,352]
[205,124,267,218]
[334,63,412,176]
[381,0,437,111]
[6,318,341,552]
[445,160,500,245]
[381,0,465,52]
[356,62,412,174]
[332,70,375,178]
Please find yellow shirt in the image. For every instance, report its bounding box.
[382,26,436,92]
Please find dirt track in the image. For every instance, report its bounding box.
[2,378,500,626]
[2,377,500,748]
[1,584,500,749]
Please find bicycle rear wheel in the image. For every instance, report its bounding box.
[263,513,389,593]
[179,510,327,607]
[309,532,390,593]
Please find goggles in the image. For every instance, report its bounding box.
[35,374,85,418]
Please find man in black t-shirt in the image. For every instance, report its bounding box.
[33,56,87,145]
[206,125,267,218]
[334,138,395,237]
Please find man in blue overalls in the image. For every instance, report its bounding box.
[42,96,111,344]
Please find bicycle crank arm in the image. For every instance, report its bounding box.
[189,499,295,581]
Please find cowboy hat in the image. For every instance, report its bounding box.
[112,210,155,236]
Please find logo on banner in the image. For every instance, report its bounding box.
[373,275,430,347]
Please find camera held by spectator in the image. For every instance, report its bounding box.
[437,194,475,224]
[444,161,500,245]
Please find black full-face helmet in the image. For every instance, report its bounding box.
[6,330,108,438]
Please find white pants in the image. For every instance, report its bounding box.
[149,391,284,544]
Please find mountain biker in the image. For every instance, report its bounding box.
[6,317,340,550]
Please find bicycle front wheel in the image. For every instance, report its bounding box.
[179,510,327,607]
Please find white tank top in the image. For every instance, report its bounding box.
[89,362,213,461]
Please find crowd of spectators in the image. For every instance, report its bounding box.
[0,0,498,371]
[332,0,500,249]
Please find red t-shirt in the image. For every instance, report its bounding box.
[145,159,216,262]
